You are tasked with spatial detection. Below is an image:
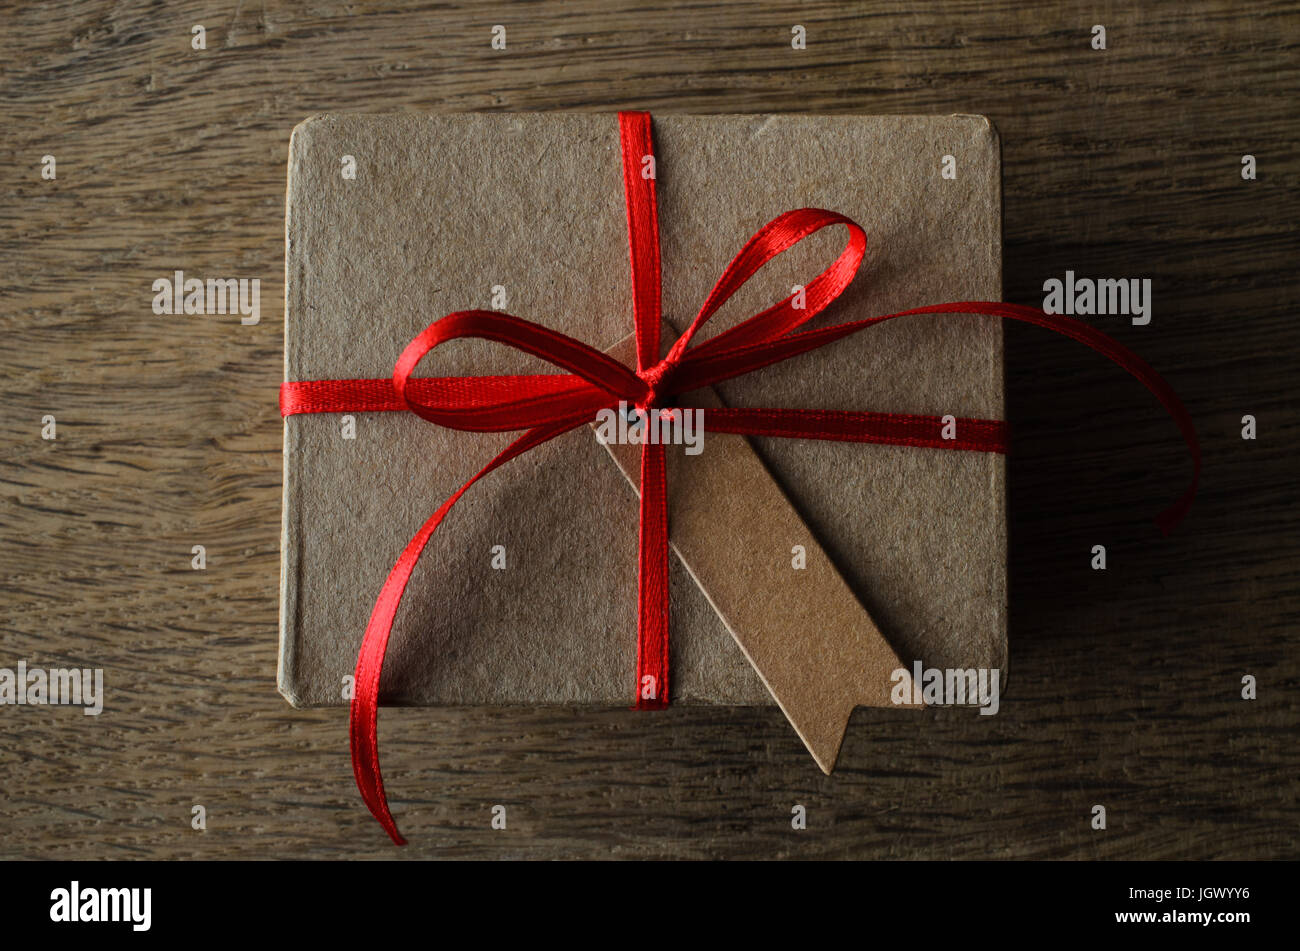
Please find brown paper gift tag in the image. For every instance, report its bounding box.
[596,329,920,772]
[279,114,1006,740]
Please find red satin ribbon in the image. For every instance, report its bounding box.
[280,111,1199,845]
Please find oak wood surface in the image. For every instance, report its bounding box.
[1,0,1296,859]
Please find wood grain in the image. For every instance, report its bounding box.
[1,0,1296,859]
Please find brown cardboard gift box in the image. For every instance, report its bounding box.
[279,112,1006,767]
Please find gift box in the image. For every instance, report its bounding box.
[278,111,1203,846]
[278,112,1008,750]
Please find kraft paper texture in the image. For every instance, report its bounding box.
[279,113,1006,713]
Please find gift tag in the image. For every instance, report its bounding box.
[595,330,922,773]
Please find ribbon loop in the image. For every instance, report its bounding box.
[391,309,645,431]
[665,209,867,367]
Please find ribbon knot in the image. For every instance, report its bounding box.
[636,360,675,409]
[278,110,1199,846]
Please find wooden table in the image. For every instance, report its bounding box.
[2,0,1295,859]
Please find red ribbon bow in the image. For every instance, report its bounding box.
[280,111,1199,845]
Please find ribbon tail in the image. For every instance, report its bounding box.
[634,441,670,709]
[674,301,1199,533]
[350,419,583,844]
